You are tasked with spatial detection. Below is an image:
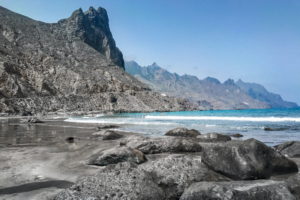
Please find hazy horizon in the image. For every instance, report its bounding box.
[1,0,299,104]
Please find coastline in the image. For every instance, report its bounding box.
[0,117,299,199]
[0,118,137,199]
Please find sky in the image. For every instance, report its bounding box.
[0,0,300,104]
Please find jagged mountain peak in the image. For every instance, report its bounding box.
[60,7,124,68]
[204,77,221,84]
[223,78,235,86]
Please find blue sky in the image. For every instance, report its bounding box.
[1,0,300,104]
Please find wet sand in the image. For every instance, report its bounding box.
[0,118,136,200]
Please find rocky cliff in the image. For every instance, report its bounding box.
[126,61,298,110]
[0,6,196,115]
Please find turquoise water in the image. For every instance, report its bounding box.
[66,108,300,145]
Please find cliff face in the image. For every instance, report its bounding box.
[0,6,196,115]
[126,61,298,110]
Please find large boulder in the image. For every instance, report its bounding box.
[197,133,231,142]
[285,173,300,199]
[124,136,202,154]
[165,127,200,138]
[201,139,298,180]
[180,180,296,200]
[88,146,146,166]
[140,154,230,199]
[92,130,123,140]
[275,141,300,158]
[55,162,165,200]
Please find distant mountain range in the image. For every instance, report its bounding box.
[125,61,298,110]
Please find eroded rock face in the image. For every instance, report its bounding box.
[201,139,298,180]
[0,6,197,115]
[140,154,230,199]
[165,127,200,138]
[124,136,202,154]
[58,7,124,69]
[275,141,300,158]
[88,146,146,166]
[54,162,165,200]
[180,180,296,200]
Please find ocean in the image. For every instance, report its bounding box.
[65,108,300,146]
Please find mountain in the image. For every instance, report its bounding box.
[236,80,298,108]
[0,6,197,115]
[126,61,298,110]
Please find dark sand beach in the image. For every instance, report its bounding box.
[0,118,138,199]
[0,117,299,200]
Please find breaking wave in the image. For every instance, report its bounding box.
[144,115,300,122]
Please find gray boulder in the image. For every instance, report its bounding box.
[165,127,200,138]
[97,124,120,130]
[197,133,231,142]
[88,146,146,166]
[55,162,165,200]
[201,139,298,180]
[92,130,123,140]
[141,154,230,199]
[285,173,300,199]
[275,141,300,158]
[229,133,243,138]
[180,180,296,200]
[124,136,202,154]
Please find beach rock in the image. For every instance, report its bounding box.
[54,162,165,200]
[96,124,120,130]
[125,136,202,154]
[275,141,300,158]
[229,133,244,138]
[65,137,75,143]
[201,139,298,180]
[264,126,288,131]
[165,127,200,138]
[140,154,230,199]
[88,146,146,166]
[180,180,296,200]
[25,117,44,123]
[197,133,231,142]
[93,130,123,140]
[285,173,300,199]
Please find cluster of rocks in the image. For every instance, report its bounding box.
[55,127,300,200]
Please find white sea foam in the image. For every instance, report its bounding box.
[64,118,177,125]
[144,115,300,122]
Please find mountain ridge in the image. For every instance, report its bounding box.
[125,60,298,110]
[0,6,197,115]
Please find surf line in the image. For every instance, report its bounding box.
[145,116,300,122]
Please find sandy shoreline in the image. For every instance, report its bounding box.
[0,118,299,200]
[0,118,138,200]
